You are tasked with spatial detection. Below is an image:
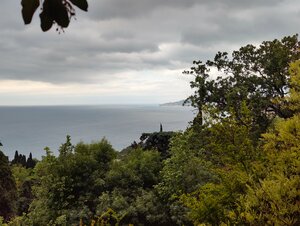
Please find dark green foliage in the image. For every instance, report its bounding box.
[140,131,176,158]
[21,0,89,32]
[11,150,19,165]
[26,153,36,169]
[0,151,17,221]
[185,35,300,136]
[11,151,36,169]
[121,125,177,159]
[17,180,34,215]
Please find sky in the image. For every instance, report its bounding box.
[0,0,299,105]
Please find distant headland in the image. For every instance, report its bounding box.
[160,99,191,106]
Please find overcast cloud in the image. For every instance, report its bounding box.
[0,0,299,105]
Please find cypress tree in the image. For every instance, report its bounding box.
[26,152,36,169]
[11,150,19,165]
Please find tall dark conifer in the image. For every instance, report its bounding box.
[26,152,36,168]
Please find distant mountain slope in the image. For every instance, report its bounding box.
[160,99,190,106]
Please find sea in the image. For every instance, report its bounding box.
[0,105,195,159]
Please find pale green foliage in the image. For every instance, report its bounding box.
[180,62,300,225]
[28,137,117,226]
[156,130,217,225]
[178,103,261,225]
[96,148,169,225]
[181,183,230,225]
[106,148,162,191]
[205,102,259,170]
[0,217,6,226]
[11,165,34,216]
[235,114,300,225]
[97,190,168,225]
[156,130,214,200]
[232,61,300,225]
[288,60,300,112]
[11,166,32,189]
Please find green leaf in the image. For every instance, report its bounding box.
[70,0,88,11]
[21,0,40,24]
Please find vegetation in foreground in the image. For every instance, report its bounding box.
[0,35,299,226]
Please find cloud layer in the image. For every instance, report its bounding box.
[0,0,299,104]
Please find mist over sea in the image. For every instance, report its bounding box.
[0,105,195,159]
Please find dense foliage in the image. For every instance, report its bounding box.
[0,151,17,222]
[0,35,299,225]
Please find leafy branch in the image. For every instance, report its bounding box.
[21,0,88,32]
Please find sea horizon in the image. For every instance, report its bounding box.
[0,104,194,159]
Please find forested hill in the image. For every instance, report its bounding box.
[0,35,299,226]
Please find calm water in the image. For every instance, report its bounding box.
[0,105,195,159]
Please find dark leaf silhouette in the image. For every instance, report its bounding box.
[40,0,53,32]
[21,0,40,24]
[51,0,70,28]
[70,0,88,11]
[21,0,88,32]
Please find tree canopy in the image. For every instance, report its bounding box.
[184,35,300,135]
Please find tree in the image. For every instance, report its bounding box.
[139,131,176,159]
[21,0,88,32]
[287,60,300,113]
[178,105,257,225]
[107,148,162,192]
[97,148,167,226]
[155,129,217,225]
[28,137,117,225]
[26,153,36,169]
[185,35,300,136]
[11,165,35,216]
[180,61,300,226]
[0,151,17,221]
[11,151,19,165]
[233,61,300,225]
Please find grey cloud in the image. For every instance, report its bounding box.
[0,0,299,85]
[89,0,198,20]
[180,1,299,47]
[88,0,284,20]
